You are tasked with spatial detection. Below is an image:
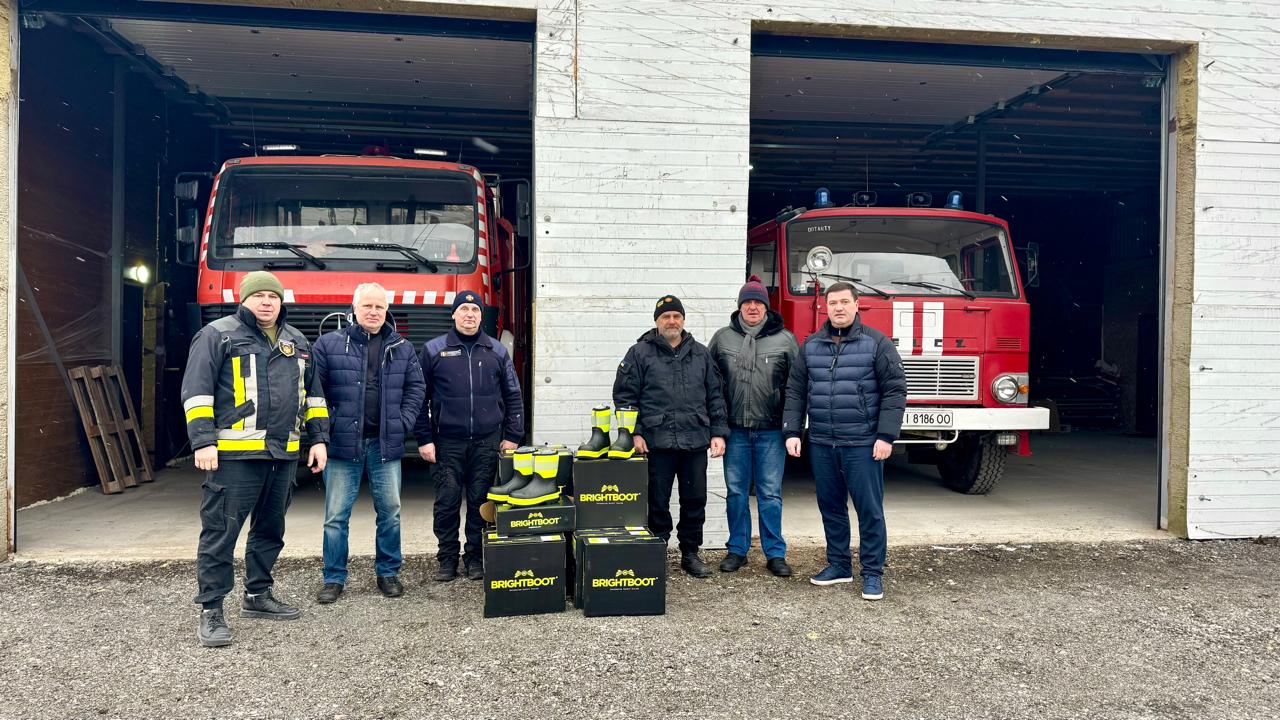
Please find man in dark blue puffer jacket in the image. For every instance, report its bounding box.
[783,282,906,601]
[415,290,525,582]
[312,283,425,604]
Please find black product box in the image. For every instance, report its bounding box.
[572,527,650,605]
[493,497,576,536]
[573,528,667,617]
[482,532,567,618]
[572,457,648,529]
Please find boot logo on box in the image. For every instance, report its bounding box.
[592,567,657,589]
[580,483,641,503]
[490,568,560,590]
[507,510,562,529]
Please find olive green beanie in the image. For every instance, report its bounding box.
[239,271,285,301]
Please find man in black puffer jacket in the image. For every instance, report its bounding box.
[613,295,730,578]
[783,282,906,601]
[312,283,425,604]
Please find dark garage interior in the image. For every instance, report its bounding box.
[15,2,534,506]
[748,34,1165,503]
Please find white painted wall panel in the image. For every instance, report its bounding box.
[514,0,1280,540]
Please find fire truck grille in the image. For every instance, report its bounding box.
[199,304,471,344]
[901,356,980,401]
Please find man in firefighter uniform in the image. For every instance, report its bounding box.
[182,271,329,647]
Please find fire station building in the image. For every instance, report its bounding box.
[1,0,1277,558]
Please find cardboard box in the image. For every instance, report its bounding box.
[493,497,576,536]
[573,528,651,605]
[482,532,567,618]
[572,457,648,529]
[573,528,666,617]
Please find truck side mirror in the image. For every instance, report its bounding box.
[1016,242,1040,289]
[516,181,531,240]
[174,179,200,201]
[176,207,199,266]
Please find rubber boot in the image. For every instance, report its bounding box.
[576,405,613,458]
[488,446,535,501]
[508,448,562,506]
[608,406,639,459]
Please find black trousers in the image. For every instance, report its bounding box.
[431,433,499,562]
[194,459,296,609]
[646,447,708,554]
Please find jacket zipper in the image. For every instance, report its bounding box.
[379,337,405,460]
[465,342,476,438]
[828,338,845,443]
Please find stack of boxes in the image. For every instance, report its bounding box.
[570,457,666,617]
[482,451,667,618]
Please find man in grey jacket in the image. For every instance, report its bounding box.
[708,281,799,577]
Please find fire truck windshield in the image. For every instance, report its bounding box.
[208,166,478,270]
[786,216,1017,299]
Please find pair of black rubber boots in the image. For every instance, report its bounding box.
[575,405,638,460]
[487,446,563,506]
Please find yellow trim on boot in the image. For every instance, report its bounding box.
[592,405,612,431]
[616,407,638,431]
[505,488,562,506]
[607,447,636,459]
[576,446,609,458]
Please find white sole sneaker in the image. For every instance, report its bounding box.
[810,576,854,587]
[861,590,884,600]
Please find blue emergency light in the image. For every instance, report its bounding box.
[945,191,964,210]
[814,187,834,208]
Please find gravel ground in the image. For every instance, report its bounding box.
[1,539,1277,720]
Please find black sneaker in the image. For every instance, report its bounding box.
[719,553,747,572]
[241,589,301,620]
[766,557,794,577]
[316,583,344,604]
[377,575,405,598]
[464,557,484,581]
[434,558,460,582]
[197,608,232,647]
[681,552,712,578]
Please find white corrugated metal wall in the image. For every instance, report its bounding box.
[512,0,1278,540]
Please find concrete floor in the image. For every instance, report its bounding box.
[13,430,1165,562]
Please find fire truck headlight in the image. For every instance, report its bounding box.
[992,375,1021,403]
[806,245,833,273]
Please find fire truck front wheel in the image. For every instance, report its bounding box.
[936,432,1005,495]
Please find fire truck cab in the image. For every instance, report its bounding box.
[748,193,1050,494]
[175,155,530,376]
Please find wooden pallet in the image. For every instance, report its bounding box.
[68,365,155,494]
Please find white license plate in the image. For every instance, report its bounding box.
[902,410,954,429]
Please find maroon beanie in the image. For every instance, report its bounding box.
[737,281,770,309]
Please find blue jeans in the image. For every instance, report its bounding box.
[809,443,885,578]
[322,438,403,584]
[724,429,787,559]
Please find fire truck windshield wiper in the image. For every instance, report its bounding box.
[818,272,891,299]
[324,243,439,273]
[235,242,326,269]
[891,280,975,299]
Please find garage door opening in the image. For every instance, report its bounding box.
[14,2,534,554]
[749,33,1169,543]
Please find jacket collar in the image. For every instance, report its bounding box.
[445,328,493,348]
[639,327,692,354]
[811,316,865,342]
[235,303,289,337]
[729,309,784,337]
[342,310,400,344]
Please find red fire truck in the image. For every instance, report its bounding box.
[174,154,530,375]
[748,191,1050,494]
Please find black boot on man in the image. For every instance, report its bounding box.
[197,607,233,647]
[241,589,301,620]
[681,551,713,578]
[434,557,460,582]
[720,552,748,572]
[377,575,405,598]
[316,583,344,604]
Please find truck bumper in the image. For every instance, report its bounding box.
[900,407,1051,432]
